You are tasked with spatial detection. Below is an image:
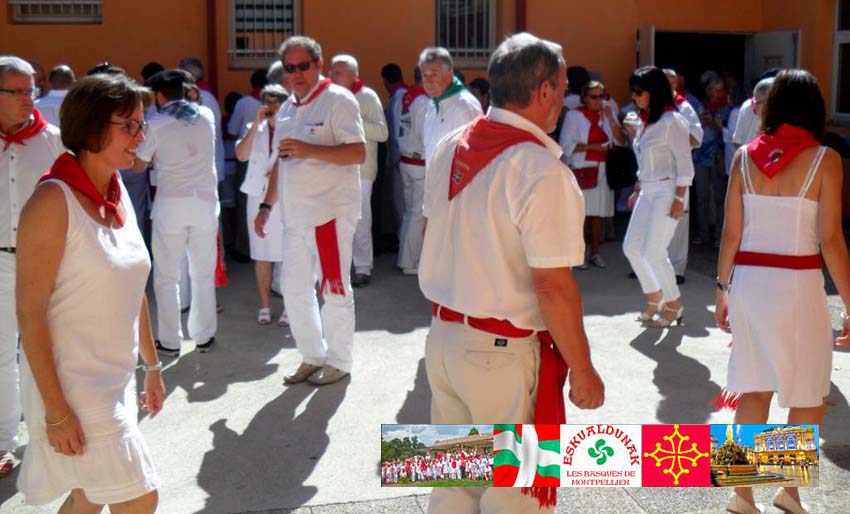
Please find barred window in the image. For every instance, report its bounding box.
[9,0,101,24]
[228,0,301,69]
[436,0,495,67]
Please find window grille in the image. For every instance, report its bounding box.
[9,0,101,24]
[229,0,300,68]
[436,0,495,66]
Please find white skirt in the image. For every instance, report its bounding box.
[582,162,615,218]
[247,194,284,262]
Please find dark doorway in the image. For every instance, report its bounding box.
[655,32,746,101]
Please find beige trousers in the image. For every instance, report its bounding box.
[425,317,554,514]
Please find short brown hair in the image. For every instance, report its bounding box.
[60,74,147,154]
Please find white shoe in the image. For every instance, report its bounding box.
[277,310,289,327]
[773,489,809,514]
[726,493,763,514]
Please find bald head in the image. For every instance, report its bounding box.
[49,65,75,90]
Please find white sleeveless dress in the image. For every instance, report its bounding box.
[18,179,160,505]
[727,147,833,408]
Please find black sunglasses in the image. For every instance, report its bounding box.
[283,61,313,73]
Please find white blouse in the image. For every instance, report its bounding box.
[559,109,618,169]
[633,110,695,187]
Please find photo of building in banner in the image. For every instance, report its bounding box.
[380,424,493,487]
[710,424,819,487]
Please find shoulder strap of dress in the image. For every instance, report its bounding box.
[799,146,827,197]
[740,148,754,194]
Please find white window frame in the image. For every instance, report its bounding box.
[436,0,496,69]
[831,0,850,121]
[228,0,302,70]
[9,0,101,24]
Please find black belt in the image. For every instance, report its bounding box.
[0,247,15,254]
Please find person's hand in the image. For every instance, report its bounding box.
[141,370,165,419]
[627,191,639,211]
[254,105,270,125]
[278,138,313,160]
[836,311,850,347]
[602,101,613,117]
[567,367,604,409]
[715,290,731,333]
[254,208,270,238]
[46,410,86,456]
[670,198,685,220]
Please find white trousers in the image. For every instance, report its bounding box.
[668,210,689,276]
[396,162,426,271]
[352,178,374,275]
[0,253,20,452]
[282,218,356,372]
[153,218,218,348]
[623,183,681,302]
[425,317,552,514]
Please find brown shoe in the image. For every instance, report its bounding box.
[283,362,322,384]
[307,365,349,385]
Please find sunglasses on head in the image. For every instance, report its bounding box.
[283,61,313,73]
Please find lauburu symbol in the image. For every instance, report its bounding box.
[588,438,614,465]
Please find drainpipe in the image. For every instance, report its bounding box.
[206,0,219,96]
[516,0,526,32]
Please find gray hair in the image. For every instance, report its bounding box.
[663,68,678,80]
[49,65,75,89]
[178,57,205,81]
[330,54,359,76]
[488,33,564,108]
[0,56,35,83]
[753,77,774,98]
[418,47,453,70]
[278,36,322,62]
[267,60,285,85]
[260,84,288,101]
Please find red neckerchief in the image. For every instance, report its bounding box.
[250,87,262,100]
[449,115,545,200]
[638,105,676,125]
[389,81,407,97]
[674,93,686,105]
[349,79,365,95]
[401,85,426,114]
[577,107,609,162]
[747,123,819,179]
[196,79,212,92]
[293,78,331,107]
[39,152,124,227]
[1,109,48,152]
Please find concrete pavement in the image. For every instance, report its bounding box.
[1,236,848,513]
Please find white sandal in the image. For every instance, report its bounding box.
[277,310,289,327]
[257,307,272,325]
[650,305,684,328]
[635,301,664,322]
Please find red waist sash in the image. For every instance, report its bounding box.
[734,251,822,270]
[400,155,425,166]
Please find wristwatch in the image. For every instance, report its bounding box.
[715,277,730,292]
[259,202,273,212]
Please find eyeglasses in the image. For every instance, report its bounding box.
[110,119,148,137]
[587,94,604,100]
[0,87,40,100]
[283,61,313,73]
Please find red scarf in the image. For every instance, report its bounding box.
[638,105,676,125]
[389,81,407,97]
[39,152,124,227]
[349,79,365,95]
[401,85,426,114]
[1,109,48,152]
[449,116,545,200]
[315,219,346,297]
[577,107,609,162]
[293,78,332,107]
[674,93,686,105]
[746,124,819,179]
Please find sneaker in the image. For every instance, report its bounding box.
[0,452,14,478]
[308,365,350,385]
[589,254,607,268]
[351,273,371,288]
[196,337,216,353]
[284,362,322,384]
[155,340,180,358]
[277,310,289,327]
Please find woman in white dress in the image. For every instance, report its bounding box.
[716,70,850,514]
[559,80,624,268]
[235,85,289,326]
[16,75,164,512]
[623,66,694,327]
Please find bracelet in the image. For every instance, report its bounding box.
[45,412,71,427]
[138,361,163,372]
[259,202,273,212]
[675,195,686,203]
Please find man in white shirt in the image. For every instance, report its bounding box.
[34,65,74,127]
[733,76,775,148]
[134,69,219,357]
[0,56,64,476]
[419,34,604,513]
[420,47,482,165]
[255,36,366,386]
[330,54,388,287]
[396,67,430,275]
[178,58,227,191]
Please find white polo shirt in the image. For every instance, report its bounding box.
[136,103,218,221]
[272,78,366,228]
[419,107,585,331]
[397,91,429,162]
[34,90,68,128]
[423,88,482,164]
[0,122,64,247]
[354,85,388,182]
